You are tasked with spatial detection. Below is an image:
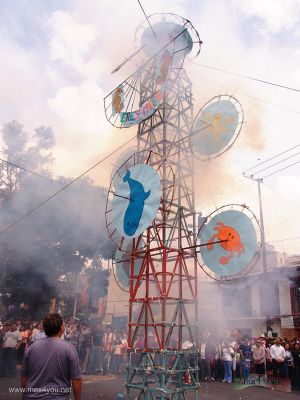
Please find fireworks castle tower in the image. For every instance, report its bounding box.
[104,12,260,400]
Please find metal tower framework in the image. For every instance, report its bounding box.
[125,62,200,399]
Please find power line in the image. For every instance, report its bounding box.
[244,144,300,174]
[0,150,38,168]
[191,74,300,116]
[201,156,299,210]
[192,74,300,119]
[200,145,300,210]
[137,0,158,41]
[192,62,300,94]
[0,135,136,237]
[0,150,63,181]
[0,158,53,181]
[251,151,300,177]
[199,149,300,212]
[185,71,300,215]
[261,160,300,179]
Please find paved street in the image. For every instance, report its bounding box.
[1,373,299,400]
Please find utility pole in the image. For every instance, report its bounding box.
[243,173,269,333]
[243,174,267,274]
[73,272,81,318]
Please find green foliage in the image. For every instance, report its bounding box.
[0,121,113,318]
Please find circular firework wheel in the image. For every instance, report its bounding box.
[104,17,191,130]
[110,147,136,185]
[111,239,144,292]
[134,13,201,123]
[105,149,175,251]
[197,204,261,282]
[134,13,202,60]
[190,95,244,160]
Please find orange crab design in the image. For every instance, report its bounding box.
[207,222,245,265]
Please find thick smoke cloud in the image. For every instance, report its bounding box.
[0,120,113,317]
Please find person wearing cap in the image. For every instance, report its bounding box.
[259,335,266,346]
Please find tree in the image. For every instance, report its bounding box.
[0,121,27,201]
[0,121,113,318]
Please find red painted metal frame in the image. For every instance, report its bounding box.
[126,67,198,358]
[112,37,201,398]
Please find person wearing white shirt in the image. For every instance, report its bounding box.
[222,343,234,383]
[270,338,285,377]
[2,323,22,376]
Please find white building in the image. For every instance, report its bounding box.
[197,246,300,339]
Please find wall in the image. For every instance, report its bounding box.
[251,284,260,317]
[106,272,128,322]
[279,282,292,315]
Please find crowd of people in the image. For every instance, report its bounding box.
[63,319,127,375]
[190,332,300,389]
[0,317,128,377]
[1,317,300,391]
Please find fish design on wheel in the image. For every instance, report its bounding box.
[207,222,245,265]
[123,170,151,236]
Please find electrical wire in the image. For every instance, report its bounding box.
[137,0,158,41]
[251,151,300,177]
[2,68,299,240]
[200,154,300,212]
[192,75,300,116]
[184,70,300,230]
[244,144,300,174]
[197,142,300,212]
[0,158,54,181]
[261,160,300,179]
[191,62,300,94]
[0,134,136,237]
[0,150,38,167]
[199,145,300,208]
[199,153,300,212]
[0,151,64,181]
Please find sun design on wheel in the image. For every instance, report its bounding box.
[202,111,236,144]
[207,222,245,265]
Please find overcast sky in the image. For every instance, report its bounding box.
[0,0,299,256]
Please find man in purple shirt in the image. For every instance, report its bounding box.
[21,313,82,400]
